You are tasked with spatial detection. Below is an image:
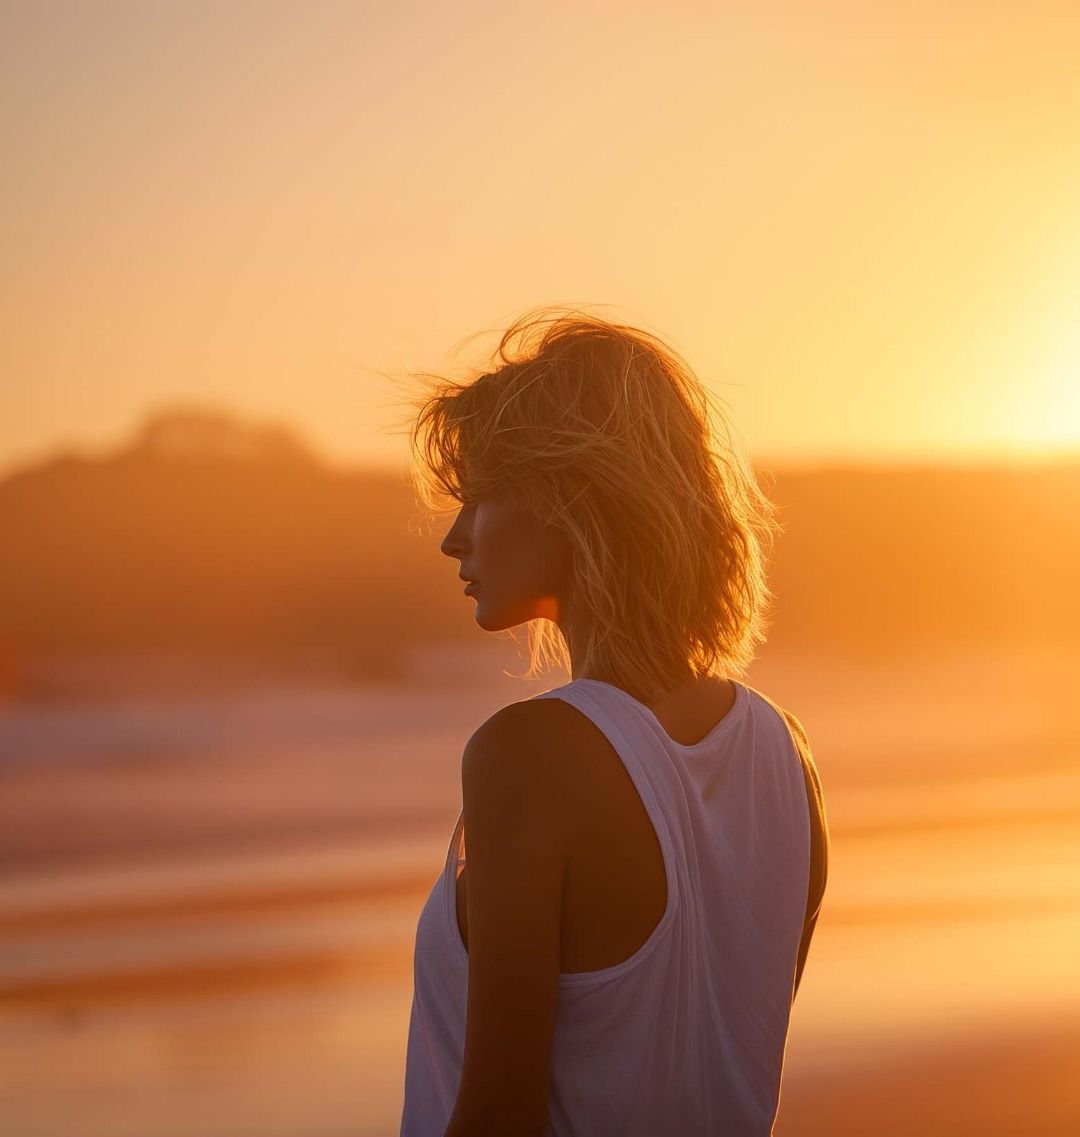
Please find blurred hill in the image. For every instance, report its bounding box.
[0,405,1077,699]
[0,407,462,693]
[764,459,1080,658]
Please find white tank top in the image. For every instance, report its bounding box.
[399,676,824,1136]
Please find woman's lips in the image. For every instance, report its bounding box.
[464,581,480,596]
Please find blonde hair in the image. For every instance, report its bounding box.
[405,306,784,703]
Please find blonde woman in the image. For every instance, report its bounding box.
[399,308,829,1137]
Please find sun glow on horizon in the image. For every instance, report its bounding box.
[997,318,1080,455]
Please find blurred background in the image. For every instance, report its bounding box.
[2,3,1079,1135]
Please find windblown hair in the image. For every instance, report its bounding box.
[405,306,784,703]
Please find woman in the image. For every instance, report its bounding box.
[399,308,829,1137]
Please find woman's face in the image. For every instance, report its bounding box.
[440,495,573,631]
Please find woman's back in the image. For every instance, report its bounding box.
[400,676,829,1136]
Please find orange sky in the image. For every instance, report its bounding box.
[3,2,1079,477]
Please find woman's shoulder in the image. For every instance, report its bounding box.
[463,694,612,800]
[459,694,611,861]
[468,689,601,747]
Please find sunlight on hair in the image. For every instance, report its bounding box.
[398,305,785,702]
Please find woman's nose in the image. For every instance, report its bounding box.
[440,510,469,559]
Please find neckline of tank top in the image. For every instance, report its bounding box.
[554,676,750,751]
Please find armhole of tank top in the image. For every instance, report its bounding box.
[442,810,464,896]
[782,709,828,922]
[741,686,829,915]
[734,686,828,1003]
[759,694,829,987]
[787,716,828,1000]
[531,686,680,987]
[451,809,465,870]
[441,808,467,964]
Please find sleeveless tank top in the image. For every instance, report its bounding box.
[399,677,829,1136]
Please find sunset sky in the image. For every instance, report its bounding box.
[4,2,1079,477]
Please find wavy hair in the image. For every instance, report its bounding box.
[404,305,784,703]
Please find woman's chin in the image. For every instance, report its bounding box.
[474,607,506,632]
[473,601,530,634]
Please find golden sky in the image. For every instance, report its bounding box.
[3,1,1079,476]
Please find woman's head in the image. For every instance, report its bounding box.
[407,306,783,703]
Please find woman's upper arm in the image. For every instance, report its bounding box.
[444,700,574,1137]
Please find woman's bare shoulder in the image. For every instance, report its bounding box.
[464,696,610,800]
